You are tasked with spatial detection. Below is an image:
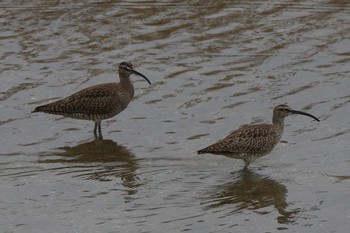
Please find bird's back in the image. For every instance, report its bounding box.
[33,83,133,121]
[198,123,283,156]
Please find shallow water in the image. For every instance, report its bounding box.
[1,0,350,232]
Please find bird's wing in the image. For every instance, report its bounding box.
[199,124,280,154]
[37,83,124,115]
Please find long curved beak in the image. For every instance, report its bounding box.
[291,110,320,122]
[131,69,151,85]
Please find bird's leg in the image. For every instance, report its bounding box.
[93,121,103,139]
[242,159,251,171]
[98,121,103,140]
[93,122,98,139]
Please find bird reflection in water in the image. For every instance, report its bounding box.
[203,170,299,224]
[38,139,139,194]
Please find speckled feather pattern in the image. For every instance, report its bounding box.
[33,82,134,121]
[198,123,283,160]
[32,61,151,138]
[197,104,320,168]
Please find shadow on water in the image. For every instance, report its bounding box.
[203,169,299,224]
[38,139,140,192]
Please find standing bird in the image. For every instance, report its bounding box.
[32,62,151,139]
[197,104,319,170]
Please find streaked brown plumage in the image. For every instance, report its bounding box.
[197,104,320,170]
[32,62,151,139]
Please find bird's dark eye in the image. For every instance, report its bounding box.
[120,66,130,71]
[119,62,133,71]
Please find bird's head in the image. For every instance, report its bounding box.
[274,104,319,121]
[118,62,151,85]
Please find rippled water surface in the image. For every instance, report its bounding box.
[1,0,350,232]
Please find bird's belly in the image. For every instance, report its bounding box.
[221,151,271,160]
[61,105,128,121]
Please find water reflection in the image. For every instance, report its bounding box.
[203,170,298,224]
[38,139,139,192]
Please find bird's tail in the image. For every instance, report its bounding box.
[31,105,44,113]
[31,103,61,114]
[197,148,208,154]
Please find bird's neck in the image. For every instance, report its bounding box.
[119,76,135,98]
[272,116,285,132]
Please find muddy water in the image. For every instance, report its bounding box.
[1,1,350,232]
